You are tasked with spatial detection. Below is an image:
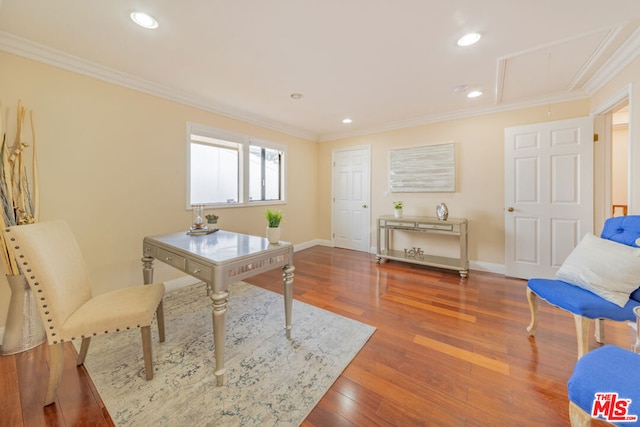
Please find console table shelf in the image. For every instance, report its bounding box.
[376,215,469,278]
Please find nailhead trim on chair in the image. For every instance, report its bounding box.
[6,227,151,346]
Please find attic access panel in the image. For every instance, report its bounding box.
[390,143,455,192]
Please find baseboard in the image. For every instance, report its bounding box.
[469,260,505,275]
[294,239,332,251]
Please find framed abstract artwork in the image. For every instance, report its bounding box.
[390,143,455,192]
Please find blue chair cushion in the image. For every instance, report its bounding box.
[568,345,640,426]
[528,278,640,321]
[601,216,640,247]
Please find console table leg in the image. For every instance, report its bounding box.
[210,289,229,386]
[282,265,295,339]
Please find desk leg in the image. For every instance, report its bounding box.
[211,289,229,386]
[282,265,295,339]
[142,256,154,285]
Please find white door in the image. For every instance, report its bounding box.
[505,117,593,279]
[332,146,371,252]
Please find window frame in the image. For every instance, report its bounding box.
[186,122,287,209]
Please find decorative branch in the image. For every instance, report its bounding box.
[0,100,39,275]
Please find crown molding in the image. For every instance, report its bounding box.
[318,92,589,142]
[0,31,318,142]
[583,26,640,95]
[2,25,637,144]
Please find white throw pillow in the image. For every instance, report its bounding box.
[556,233,640,307]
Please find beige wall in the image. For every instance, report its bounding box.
[0,51,318,328]
[318,100,591,266]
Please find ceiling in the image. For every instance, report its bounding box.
[1,1,639,142]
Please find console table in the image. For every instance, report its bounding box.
[142,230,294,386]
[376,215,468,278]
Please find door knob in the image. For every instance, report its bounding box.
[507,207,514,212]
[362,204,368,208]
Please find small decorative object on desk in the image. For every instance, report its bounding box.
[266,208,283,244]
[206,213,219,225]
[436,203,448,221]
[188,204,218,235]
[393,201,403,218]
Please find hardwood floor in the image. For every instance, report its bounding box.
[2,245,631,426]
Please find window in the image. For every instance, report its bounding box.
[187,122,286,207]
[249,146,282,201]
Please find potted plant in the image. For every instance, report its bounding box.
[393,201,403,218]
[205,213,219,225]
[265,209,283,244]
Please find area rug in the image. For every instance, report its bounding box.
[76,281,376,426]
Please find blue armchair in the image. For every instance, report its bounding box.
[526,215,640,358]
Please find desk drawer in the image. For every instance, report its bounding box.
[157,248,186,270]
[384,220,417,228]
[186,259,212,281]
[418,223,454,231]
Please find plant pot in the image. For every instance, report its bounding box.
[1,274,46,355]
[394,208,403,218]
[266,226,281,244]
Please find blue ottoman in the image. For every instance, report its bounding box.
[568,345,640,426]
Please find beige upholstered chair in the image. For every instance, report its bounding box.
[4,220,165,406]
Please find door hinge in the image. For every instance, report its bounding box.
[332,233,335,238]
[594,133,599,142]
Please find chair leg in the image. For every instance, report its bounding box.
[77,337,91,365]
[44,342,65,406]
[141,326,153,380]
[526,287,538,336]
[156,300,165,343]
[594,318,605,344]
[574,315,590,359]
[569,401,592,426]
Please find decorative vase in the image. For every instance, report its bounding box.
[394,208,403,218]
[1,274,46,355]
[266,226,281,244]
[436,203,449,221]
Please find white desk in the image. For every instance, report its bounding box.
[142,230,294,386]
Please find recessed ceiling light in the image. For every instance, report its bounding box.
[290,93,304,100]
[467,90,483,98]
[131,12,158,29]
[457,33,481,47]
[342,118,353,124]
